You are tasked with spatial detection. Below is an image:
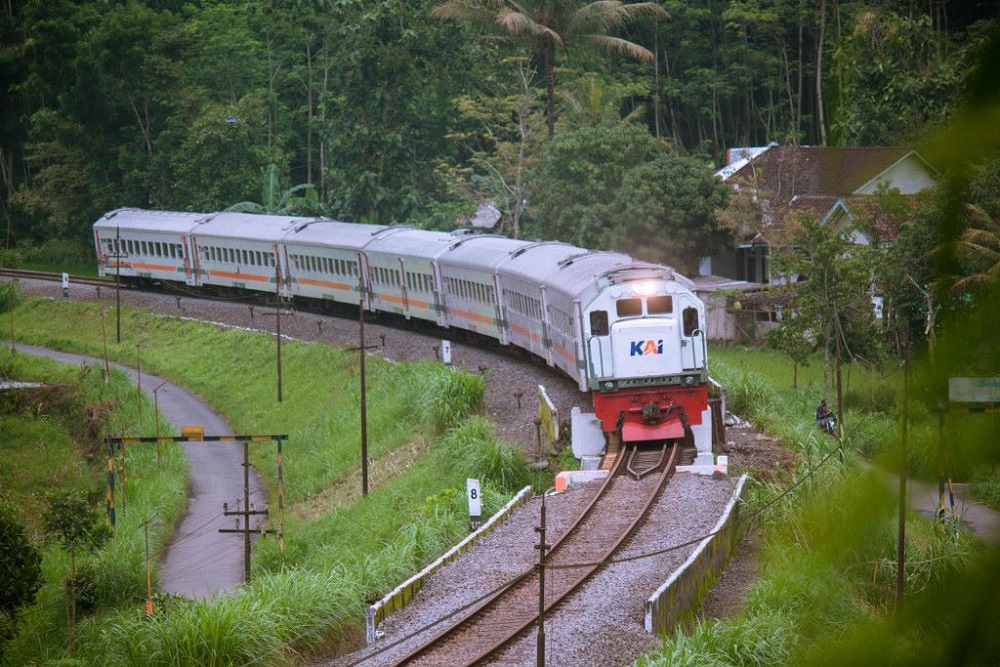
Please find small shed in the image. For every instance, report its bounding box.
[691,276,779,342]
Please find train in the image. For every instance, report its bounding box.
[93,208,713,460]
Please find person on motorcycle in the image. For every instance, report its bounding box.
[815,399,836,434]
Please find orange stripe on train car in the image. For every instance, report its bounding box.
[451,308,495,326]
[208,270,271,283]
[130,262,182,273]
[554,344,575,364]
[297,277,353,291]
[376,293,431,309]
[510,323,542,342]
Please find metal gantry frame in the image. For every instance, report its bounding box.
[104,431,287,584]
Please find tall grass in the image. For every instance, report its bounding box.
[0,352,189,665]
[3,296,542,664]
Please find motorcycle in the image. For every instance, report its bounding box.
[818,413,837,435]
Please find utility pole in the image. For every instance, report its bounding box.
[359,273,368,497]
[897,357,909,608]
[220,440,269,584]
[536,490,551,667]
[275,263,283,403]
[144,517,154,616]
[115,226,121,344]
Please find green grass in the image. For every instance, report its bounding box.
[1,237,96,277]
[1,296,544,665]
[1,352,190,665]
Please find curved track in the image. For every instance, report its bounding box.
[387,443,678,667]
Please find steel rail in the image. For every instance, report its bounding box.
[394,442,679,666]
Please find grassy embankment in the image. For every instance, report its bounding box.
[638,346,995,666]
[1,295,543,665]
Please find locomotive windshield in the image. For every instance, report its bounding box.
[614,295,673,317]
[647,295,673,314]
[616,298,642,317]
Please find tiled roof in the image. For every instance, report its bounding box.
[727,146,914,196]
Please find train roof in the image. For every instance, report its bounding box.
[94,208,205,235]
[439,234,528,270]
[281,218,389,250]
[499,241,582,283]
[544,250,637,300]
[190,211,311,242]
[363,227,455,259]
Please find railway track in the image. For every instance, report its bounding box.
[384,442,679,666]
[1,267,115,289]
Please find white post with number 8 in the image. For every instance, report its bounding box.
[467,478,481,531]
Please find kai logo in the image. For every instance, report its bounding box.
[630,339,664,356]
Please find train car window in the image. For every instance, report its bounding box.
[682,307,699,337]
[590,310,609,336]
[616,298,642,317]
[647,295,673,314]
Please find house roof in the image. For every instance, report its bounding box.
[723,146,920,196]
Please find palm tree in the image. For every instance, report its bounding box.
[432,1,668,138]
[953,203,1000,293]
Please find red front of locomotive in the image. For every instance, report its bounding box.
[582,275,710,448]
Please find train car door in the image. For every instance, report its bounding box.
[274,243,291,298]
[398,256,411,319]
[677,294,707,372]
[186,236,202,286]
[493,274,509,345]
[358,251,376,313]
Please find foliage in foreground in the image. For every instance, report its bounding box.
[639,348,988,667]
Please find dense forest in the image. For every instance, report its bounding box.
[0,0,997,267]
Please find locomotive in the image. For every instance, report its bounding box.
[93,208,713,461]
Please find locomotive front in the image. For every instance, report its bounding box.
[582,266,710,451]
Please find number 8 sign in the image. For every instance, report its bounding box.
[467,478,481,531]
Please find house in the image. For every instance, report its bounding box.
[704,144,938,284]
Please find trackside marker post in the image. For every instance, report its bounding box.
[467,478,481,531]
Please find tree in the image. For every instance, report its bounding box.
[42,491,111,653]
[439,59,548,238]
[432,0,668,138]
[0,498,42,662]
[606,153,731,274]
[771,218,885,431]
[531,121,663,245]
